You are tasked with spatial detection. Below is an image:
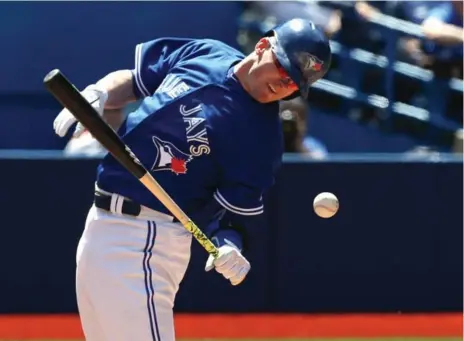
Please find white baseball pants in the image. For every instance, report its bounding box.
[76,198,192,341]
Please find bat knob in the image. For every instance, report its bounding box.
[43,69,62,84]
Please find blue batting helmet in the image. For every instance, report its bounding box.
[264,18,332,100]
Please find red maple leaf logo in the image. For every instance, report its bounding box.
[171,157,187,175]
[312,62,322,71]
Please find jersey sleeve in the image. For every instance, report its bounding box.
[211,105,283,217]
[132,38,192,98]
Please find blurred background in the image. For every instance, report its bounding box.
[0,1,462,340]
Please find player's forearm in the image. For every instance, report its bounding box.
[422,19,464,45]
[95,70,137,109]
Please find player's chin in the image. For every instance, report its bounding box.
[254,90,281,104]
[260,87,299,103]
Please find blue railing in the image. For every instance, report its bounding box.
[367,10,463,124]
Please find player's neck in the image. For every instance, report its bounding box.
[233,59,253,95]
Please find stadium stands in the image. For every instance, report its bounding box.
[237,3,463,151]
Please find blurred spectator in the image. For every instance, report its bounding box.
[397,1,441,24]
[244,1,342,39]
[279,97,328,159]
[421,0,463,78]
[327,1,400,53]
[64,130,105,157]
[64,108,125,157]
[354,1,399,20]
[394,1,441,66]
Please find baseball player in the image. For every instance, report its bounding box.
[53,18,331,341]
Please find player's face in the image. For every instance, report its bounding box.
[249,38,299,103]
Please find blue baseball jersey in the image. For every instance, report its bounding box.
[96,38,283,226]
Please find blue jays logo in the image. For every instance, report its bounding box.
[295,52,324,72]
[151,137,192,175]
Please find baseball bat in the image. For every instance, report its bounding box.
[44,69,219,258]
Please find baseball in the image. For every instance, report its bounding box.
[313,192,339,218]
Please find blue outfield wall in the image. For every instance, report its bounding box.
[0,156,462,314]
[0,2,242,93]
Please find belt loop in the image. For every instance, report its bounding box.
[116,195,125,214]
[110,193,119,214]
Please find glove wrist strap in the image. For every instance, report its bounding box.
[84,84,109,107]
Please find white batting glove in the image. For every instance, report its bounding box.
[63,130,106,157]
[205,244,251,286]
[53,84,108,137]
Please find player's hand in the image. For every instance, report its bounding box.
[53,84,108,137]
[205,245,250,286]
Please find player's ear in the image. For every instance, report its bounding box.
[254,38,271,56]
